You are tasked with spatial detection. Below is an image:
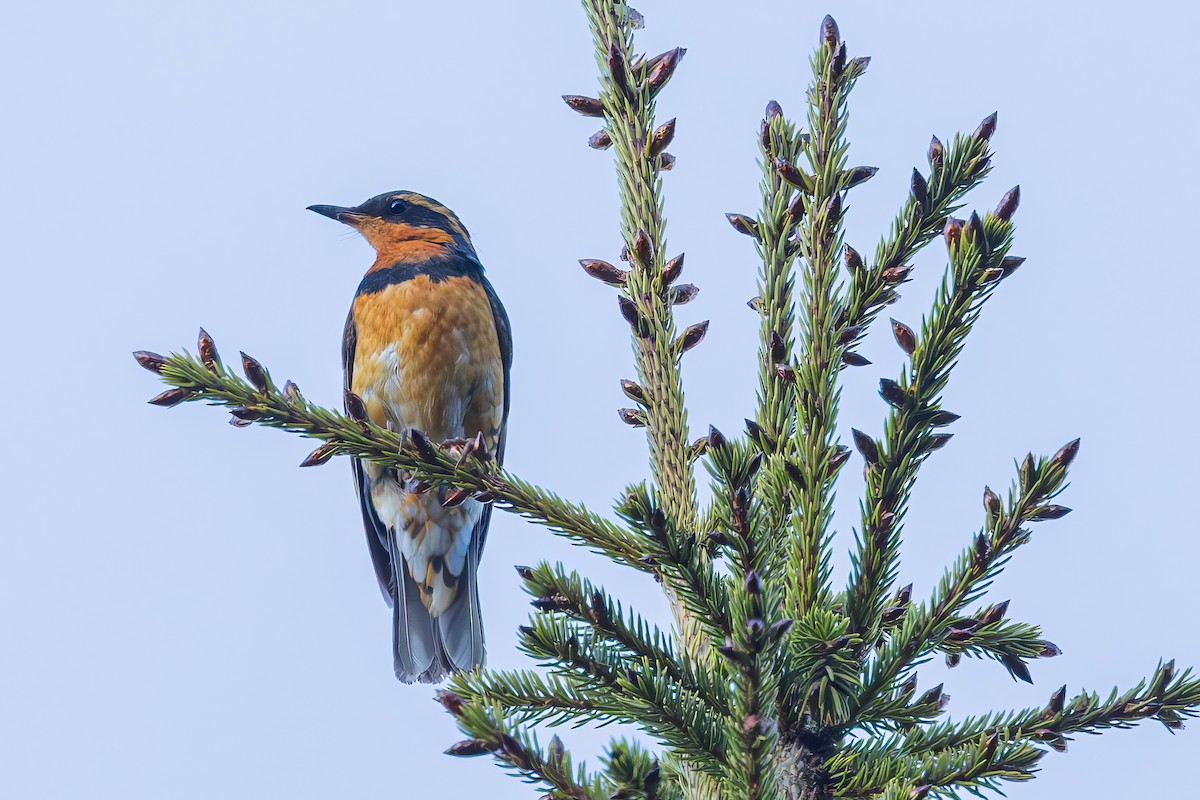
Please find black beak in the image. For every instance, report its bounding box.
[307,204,355,223]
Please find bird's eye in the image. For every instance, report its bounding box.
[389,198,408,214]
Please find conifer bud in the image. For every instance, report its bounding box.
[1029,504,1071,521]
[632,229,654,267]
[983,486,1002,518]
[658,152,676,171]
[677,320,709,353]
[881,264,911,284]
[562,95,604,117]
[1004,654,1033,683]
[994,185,1020,222]
[910,168,928,212]
[1046,685,1067,716]
[887,318,917,355]
[787,192,806,221]
[645,47,685,95]
[133,350,167,374]
[344,390,368,423]
[229,406,263,422]
[946,653,962,668]
[825,193,842,223]
[446,739,492,757]
[650,118,676,156]
[707,425,727,451]
[768,618,794,642]
[999,256,1026,277]
[842,351,871,367]
[895,583,913,605]
[929,135,944,174]
[580,258,627,285]
[670,283,699,305]
[766,99,783,120]
[828,445,851,471]
[514,565,534,581]
[1039,641,1063,658]
[240,352,270,393]
[744,571,761,595]
[980,600,1009,626]
[746,451,764,478]
[549,735,565,764]
[283,380,302,405]
[879,378,907,408]
[759,119,772,153]
[821,14,840,48]
[147,387,192,407]
[944,217,963,248]
[974,111,998,142]
[587,129,612,149]
[775,159,813,191]
[745,418,770,450]
[607,45,629,95]
[846,166,878,188]
[928,410,960,427]
[1051,438,1081,470]
[198,328,219,372]
[836,325,864,345]
[618,296,644,334]
[973,532,993,561]
[852,428,879,465]
[844,245,864,276]
[299,442,338,467]
[620,379,646,404]
[661,253,685,284]
[726,213,759,237]
[964,211,987,252]
[618,408,647,427]
[925,433,953,453]
[768,330,787,365]
[830,42,846,80]
[1020,453,1036,491]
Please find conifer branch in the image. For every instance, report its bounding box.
[707,437,787,799]
[443,696,610,799]
[783,27,869,619]
[844,198,1016,643]
[517,562,732,716]
[851,449,1074,729]
[868,660,1200,755]
[751,105,806,449]
[450,669,606,727]
[830,737,1043,798]
[581,0,696,530]
[519,616,730,775]
[838,133,993,354]
[137,349,651,570]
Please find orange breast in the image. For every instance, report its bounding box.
[350,274,504,446]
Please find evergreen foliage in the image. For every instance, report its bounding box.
[136,4,1200,799]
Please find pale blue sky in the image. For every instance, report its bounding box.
[2,2,1198,798]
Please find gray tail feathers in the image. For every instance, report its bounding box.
[389,535,486,684]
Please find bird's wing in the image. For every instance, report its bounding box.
[343,310,395,603]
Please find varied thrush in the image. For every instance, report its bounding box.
[309,191,511,683]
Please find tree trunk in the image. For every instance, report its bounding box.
[776,735,833,800]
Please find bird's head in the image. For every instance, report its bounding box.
[308,191,477,266]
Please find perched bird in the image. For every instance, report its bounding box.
[308,191,511,683]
